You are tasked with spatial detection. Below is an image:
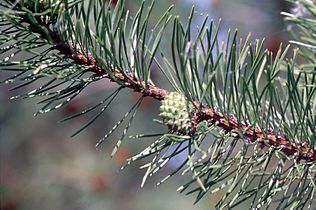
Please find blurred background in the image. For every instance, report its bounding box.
[0,0,291,210]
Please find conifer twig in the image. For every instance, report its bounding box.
[27,14,316,163]
[2,1,316,207]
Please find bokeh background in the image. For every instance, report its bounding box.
[0,1,291,210]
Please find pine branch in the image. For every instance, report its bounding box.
[1,0,315,208]
[6,0,315,162]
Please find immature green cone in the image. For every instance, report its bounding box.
[159,92,198,135]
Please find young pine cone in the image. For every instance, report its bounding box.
[159,92,199,135]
